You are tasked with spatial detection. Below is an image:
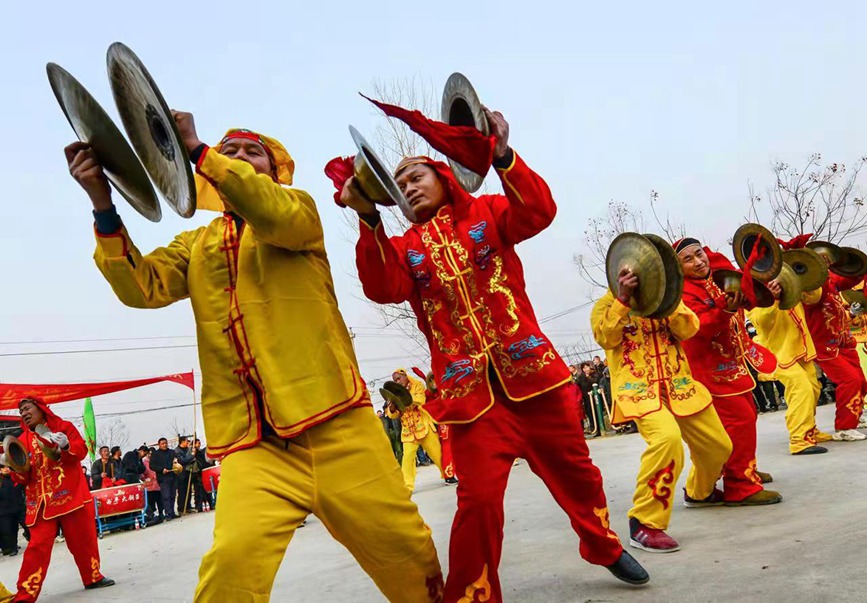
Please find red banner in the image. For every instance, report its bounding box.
[0,372,194,410]
[93,483,147,518]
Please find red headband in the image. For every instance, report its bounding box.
[220,130,275,163]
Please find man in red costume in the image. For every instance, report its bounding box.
[801,256,867,441]
[675,239,783,505]
[339,108,648,602]
[1,397,114,601]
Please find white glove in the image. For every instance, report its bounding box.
[46,432,69,449]
[0,453,6,467]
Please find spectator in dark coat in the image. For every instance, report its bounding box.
[0,466,25,555]
[149,438,179,521]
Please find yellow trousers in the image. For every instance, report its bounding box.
[776,360,822,453]
[629,404,732,530]
[401,428,444,491]
[194,407,443,602]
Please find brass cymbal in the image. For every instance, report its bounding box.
[842,289,867,307]
[46,63,161,222]
[2,435,30,474]
[805,240,842,266]
[106,42,196,218]
[605,233,665,318]
[712,269,775,308]
[348,126,417,222]
[834,246,867,278]
[441,72,490,193]
[783,248,829,292]
[380,380,413,412]
[643,233,684,319]
[776,263,803,310]
[732,223,782,282]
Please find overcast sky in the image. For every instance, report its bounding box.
[2,1,866,448]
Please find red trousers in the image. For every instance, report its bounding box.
[444,382,622,603]
[15,501,104,602]
[712,392,763,502]
[819,349,867,430]
[438,424,455,479]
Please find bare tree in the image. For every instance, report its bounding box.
[649,190,686,242]
[558,332,604,365]
[574,200,646,292]
[167,417,191,440]
[97,417,129,451]
[574,190,688,296]
[747,153,867,243]
[338,76,444,356]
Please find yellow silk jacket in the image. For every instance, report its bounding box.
[94,150,368,457]
[747,297,817,369]
[386,377,436,442]
[591,291,712,422]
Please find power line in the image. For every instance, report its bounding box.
[0,335,196,346]
[0,344,197,358]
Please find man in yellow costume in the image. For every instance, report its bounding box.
[748,281,834,455]
[386,369,447,490]
[63,111,443,602]
[592,268,733,553]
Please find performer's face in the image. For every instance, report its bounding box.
[220,139,273,177]
[392,372,410,388]
[678,246,710,279]
[18,400,44,429]
[396,165,446,223]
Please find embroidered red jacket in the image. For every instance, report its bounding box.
[11,401,92,526]
[356,153,571,423]
[803,274,862,361]
[681,250,777,397]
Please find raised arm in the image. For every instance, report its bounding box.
[195,148,325,252]
[486,150,557,247]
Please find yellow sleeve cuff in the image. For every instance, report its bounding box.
[94,226,131,258]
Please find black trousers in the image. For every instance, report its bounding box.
[146,490,164,518]
[0,513,19,552]
[190,473,208,510]
[159,476,177,517]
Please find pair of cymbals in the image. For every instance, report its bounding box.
[806,241,867,279]
[441,72,490,193]
[781,248,829,292]
[606,232,684,319]
[711,269,775,308]
[47,42,195,222]
[380,381,413,412]
[732,223,783,282]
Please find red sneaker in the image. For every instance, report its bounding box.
[629,519,681,553]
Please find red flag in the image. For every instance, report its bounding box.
[361,94,496,176]
[0,372,195,410]
[740,235,767,307]
[777,233,812,250]
[325,155,355,207]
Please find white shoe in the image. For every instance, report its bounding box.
[832,429,867,441]
[859,417,867,429]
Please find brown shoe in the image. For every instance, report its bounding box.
[756,471,773,484]
[726,490,782,506]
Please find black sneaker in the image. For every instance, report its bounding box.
[444,477,458,485]
[606,550,650,585]
[683,487,725,508]
[792,445,828,455]
[85,577,116,590]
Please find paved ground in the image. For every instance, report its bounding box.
[0,403,862,602]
